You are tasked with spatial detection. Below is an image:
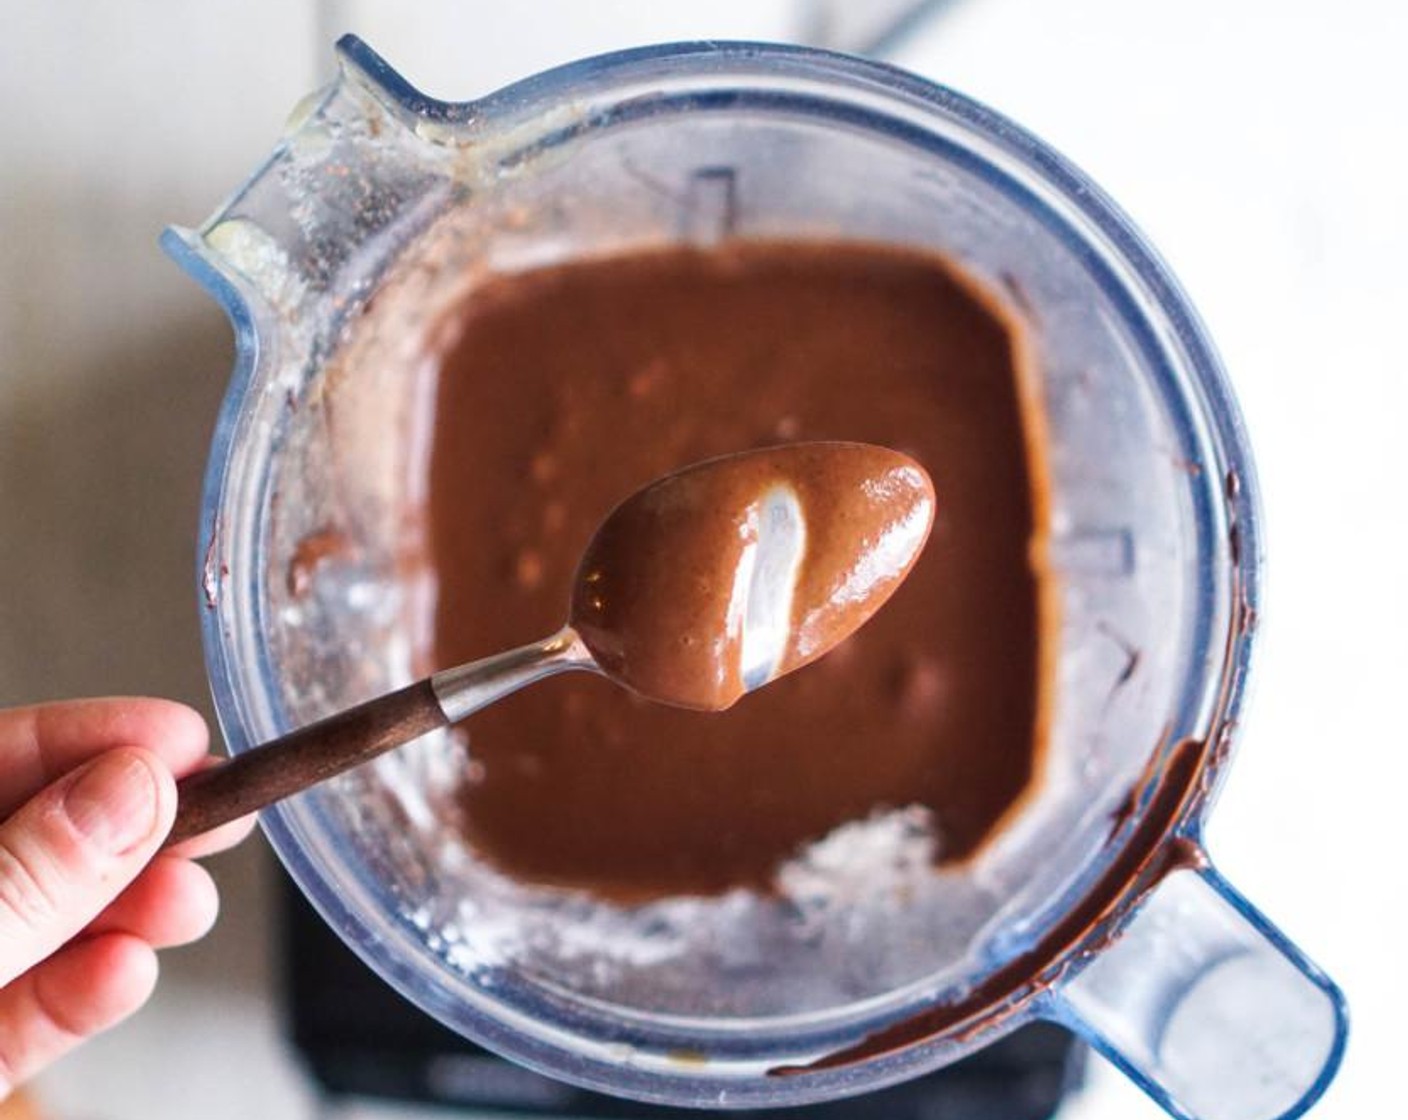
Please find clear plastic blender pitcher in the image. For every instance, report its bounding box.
[167,37,1347,1120]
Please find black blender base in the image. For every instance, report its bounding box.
[282,875,1084,1119]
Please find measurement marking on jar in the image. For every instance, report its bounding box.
[1049,528,1134,577]
[681,167,738,245]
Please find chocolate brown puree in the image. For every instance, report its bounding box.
[424,241,1049,899]
[570,443,935,712]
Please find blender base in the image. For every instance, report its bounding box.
[281,875,1086,1118]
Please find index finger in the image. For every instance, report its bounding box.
[0,698,209,817]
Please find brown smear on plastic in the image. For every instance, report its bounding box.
[773,737,1208,1074]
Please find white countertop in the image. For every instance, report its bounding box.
[1,2,1400,1118]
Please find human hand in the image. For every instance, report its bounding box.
[0,698,253,1097]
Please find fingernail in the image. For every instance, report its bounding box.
[63,752,160,854]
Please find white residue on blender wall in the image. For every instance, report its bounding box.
[376,731,945,984]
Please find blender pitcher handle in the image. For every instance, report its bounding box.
[1050,859,1347,1120]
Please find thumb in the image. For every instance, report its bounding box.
[0,749,174,986]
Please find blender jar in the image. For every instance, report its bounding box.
[167,38,1347,1119]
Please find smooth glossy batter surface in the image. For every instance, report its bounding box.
[571,443,935,712]
[425,242,1048,898]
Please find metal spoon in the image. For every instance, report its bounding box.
[168,442,934,847]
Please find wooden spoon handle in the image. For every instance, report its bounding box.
[167,679,447,848]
